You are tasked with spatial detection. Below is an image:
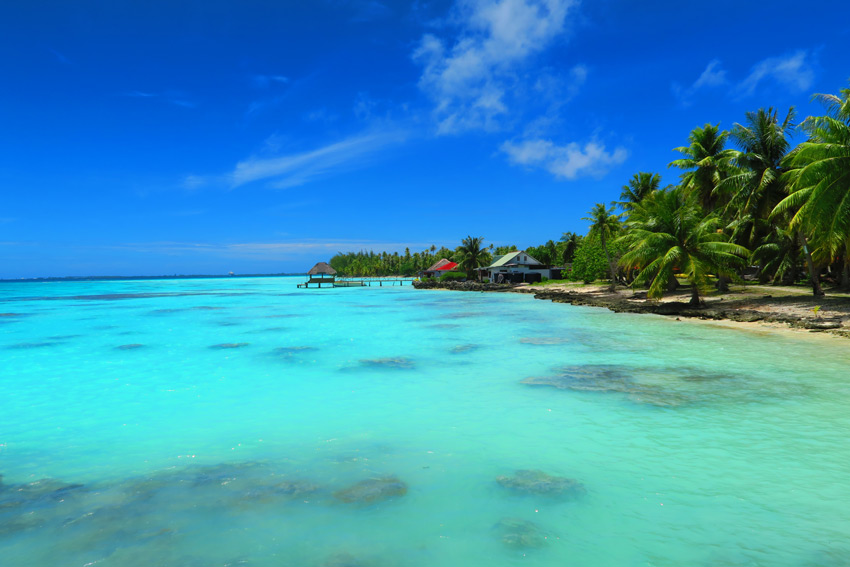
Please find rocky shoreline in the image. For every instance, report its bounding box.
[412,279,850,338]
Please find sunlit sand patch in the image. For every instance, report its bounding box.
[358,357,415,369]
[333,476,408,504]
[496,469,585,497]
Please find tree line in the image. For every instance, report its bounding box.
[329,81,849,302]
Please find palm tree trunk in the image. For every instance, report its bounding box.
[798,231,825,296]
[601,234,617,291]
[689,283,701,306]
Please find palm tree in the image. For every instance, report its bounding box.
[455,236,490,280]
[618,188,749,306]
[582,203,621,290]
[618,172,661,211]
[669,123,736,212]
[775,83,850,290]
[751,225,800,284]
[560,232,581,264]
[719,107,796,248]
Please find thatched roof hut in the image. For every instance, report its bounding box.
[307,262,337,276]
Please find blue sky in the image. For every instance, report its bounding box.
[2,0,849,278]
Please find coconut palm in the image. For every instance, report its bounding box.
[669,123,736,212]
[751,225,800,284]
[560,232,581,264]
[775,84,850,289]
[455,236,490,280]
[618,172,661,211]
[618,188,749,306]
[719,107,796,248]
[582,203,621,289]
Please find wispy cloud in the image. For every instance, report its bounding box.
[673,50,816,105]
[251,74,290,88]
[672,59,727,106]
[735,50,814,98]
[49,48,71,64]
[501,138,628,180]
[413,0,578,134]
[230,130,407,189]
[121,90,196,108]
[113,238,434,259]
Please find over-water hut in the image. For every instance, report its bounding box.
[300,262,337,288]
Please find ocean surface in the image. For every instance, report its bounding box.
[1,276,849,566]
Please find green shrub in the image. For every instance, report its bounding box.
[571,239,609,283]
[439,271,467,281]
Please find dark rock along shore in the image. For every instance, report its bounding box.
[412,280,849,338]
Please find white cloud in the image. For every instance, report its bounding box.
[251,74,290,88]
[501,138,628,179]
[413,0,577,134]
[230,131,406,189]
[113,239,434,259]
[672,59,728,105]
[674,51,816,105]
[735,50,814,98]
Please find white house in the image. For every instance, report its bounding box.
[479,250,562,283]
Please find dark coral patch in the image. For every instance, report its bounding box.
[333,476,407,504]
[359,357,414,369]
[209,342,250,349]
[496,470,585,497]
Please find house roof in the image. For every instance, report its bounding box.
[425,258,453,272]
[435,261,458,271]
[485,250,541,268]
[306,262,337,275]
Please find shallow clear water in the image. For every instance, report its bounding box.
[1,276,849,566]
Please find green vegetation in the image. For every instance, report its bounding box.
[327,80,850,300]
[439,271,467,282]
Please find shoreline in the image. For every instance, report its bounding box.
[413,279,850,340]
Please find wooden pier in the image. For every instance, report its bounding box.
[298,262,416,289]
[298,277,417,289]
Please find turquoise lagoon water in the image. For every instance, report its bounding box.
[1,276,849,566]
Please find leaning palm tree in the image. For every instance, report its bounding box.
[619,188,749,306]
[775,83,850,290]
[618,172,661,211]
[669,123,736,212]
[582,203,621,289]
[455,236,490,280]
